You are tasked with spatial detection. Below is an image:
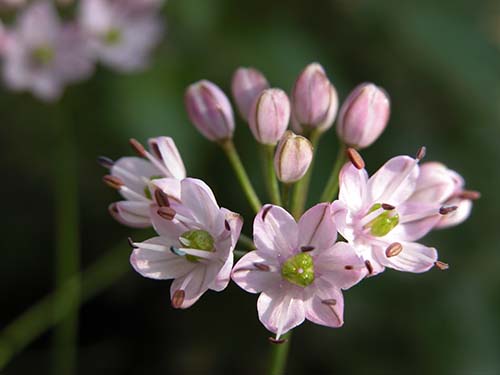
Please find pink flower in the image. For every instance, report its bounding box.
[130,178,243,309]
[232,204,365,339]
[103,137,186,228]
[2,1,93,101]
[332,153,449,275]
[79,0,163,72]
[408,162,479,229]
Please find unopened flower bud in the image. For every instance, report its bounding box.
[248,88,290,145]
[185,80,235,142]
[336,83,390,149]
[274,131,313,183]
[292,63,338,132]
[231,67,269,121]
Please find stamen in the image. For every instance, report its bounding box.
[129,138,147,157]
[385,242,403,258]
[321,299,337,306]
[300,246,315,252]
[365,260,374,275]
[127,237,138,249]
[399,207,443,224]
[180,248,218,260]
[149,140,163,160]
[157,207,176,220]
[435,261,449,270]
[416,146,426,161]
[262,205,272,220]
[344,265,354,270]
[458,190,481,200]
[360,206,386,227]
[439,205,458,215]
[381,203,395,210]
[253,263,270,271]
[134,242,168,252]
[225,220,231,231]
[97,156,114,168]
[171,290,185,309]
[170,246,186,256]
[154,189,170,207]
[268,337,287,344]
[346,147,365,169]
[120,186,151,202]
[103,175,124,190]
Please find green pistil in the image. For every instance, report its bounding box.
[104,28,122,45]
[179,230,215,263]
[367,203,399,237]
[143,175,164,199]
[32,45,54,65]
[281,253,315,287]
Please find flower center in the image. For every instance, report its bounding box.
[104,28,122,45]
[143,175,164,199]
[281,253,315,287]
[179,229,214,263]
[32,45,54,66]
[366,203,399,237]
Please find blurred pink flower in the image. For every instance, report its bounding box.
[332,154,450,275]
[232,203,365,339]
[79,0,163,72]
[130,178,243,309]
[1,1,93,101]
[103,137,186,228]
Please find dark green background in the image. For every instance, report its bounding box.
[1,0,499,373]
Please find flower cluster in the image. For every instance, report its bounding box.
[0,0,164,101]
[102,63,479,340]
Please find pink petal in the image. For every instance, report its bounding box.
[436,198,472,229]
[169,264,219,308]
[112,201,151,228]
[298,203,337,251]
[305,278,344,328]
[409,162,456,204]
[331,201,355,242]
[367,155,419,205]
[151,177,181,201]
[378,241,437,273]
[130,237,196,280]
[149,136,186,180]
[180,178,220,227]
[388,202,441,241]
[254,205,298,259]
[231,251,281,293]
[338,163,369,212]
[257,285,305,338]
[209,255,233,292]
[150,207,189,243]
[112,157,161,197]
[221,208,244,247]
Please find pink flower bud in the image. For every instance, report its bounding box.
[274,131,313,183]
[292,63,338,131]
[231,67,269,121]
[248,88,290,145]
[185,80,235,141]
[336,83,390,149]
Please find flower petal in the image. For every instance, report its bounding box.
[305,279,344,328]
[169,264,218,308]
[298,203,337,251]
[409,162,456,204]
[110,201,151,228]
[378,241,437,273]
[388,202,441,241]
[148,136,186,180]
[180,178,220,228]
[436,198,472,229]
[150,177,181,202]
[367,155,419,205]
[338,163,369,212]
[231,251,281,293]
[112,156,161,197]
[331,201,355,242]
[209,255,233,292]
[221,208,244,247]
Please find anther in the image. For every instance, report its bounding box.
[381,203,395,211]
[103,175,124,190]
[269,337,287,344]
[225,220,231,231]
[321,299,337,306]
[385,242,403,258]
[129,138,147,157]
[149,141,163,160]
[97,156,114,168]
[416,146,426,161]
[262,205,272,220]
[154,189,170,207]
[254,263,270,271]
[300,246,315,252]
[346,147,365,170]
[127,237,138,249]
[435,261,449,270]
[458,190,481,201]
[439,205,458,215]
[170,246,186,256]
[365,260,374,275]
[344,265,354,270]
[171,290,185,309]
[157,206,176,220]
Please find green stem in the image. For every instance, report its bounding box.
[220,140,262,213]
[0,234,149,370]
[238,233,255,250]
[262,144,282,205]
[281,184,291,209]
[52,105,79,375]
[268,332,292,375]
[320,143,346,202]
[290,129,322,219]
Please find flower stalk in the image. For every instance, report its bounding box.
[268,332,292,375]
[320,143,346,202]
[263,144,282,205]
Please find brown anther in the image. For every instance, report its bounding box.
[149,141,163,160]
[346,147,365,170]
[157,206,176,220]
[435,261,449,270]
[97,156,114,168]
[103,175,124,190]
[154,189,170,207]
[225,220,231,231]
[381,203,395,210]
[321,299,337,306]
[344,265,354,270]
[262,205,272,220]
[171,290,185,309]
[300,246,315,252]
[439,205,458,215]
[129,138,147,157]
[416,146,426,161]
[365,260,374,275]
[127,237,138,249]
[268,337,287,344]
[458,190,481,201]
[254,263,270,271]
[385,242,403,258]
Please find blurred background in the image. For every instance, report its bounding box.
[1,0,500,373]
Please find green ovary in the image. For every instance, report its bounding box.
[32,45,54,65]
[104,28,122,45]
[179,230,215,263]
[367,203,399,237]
[281,253,315,287]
